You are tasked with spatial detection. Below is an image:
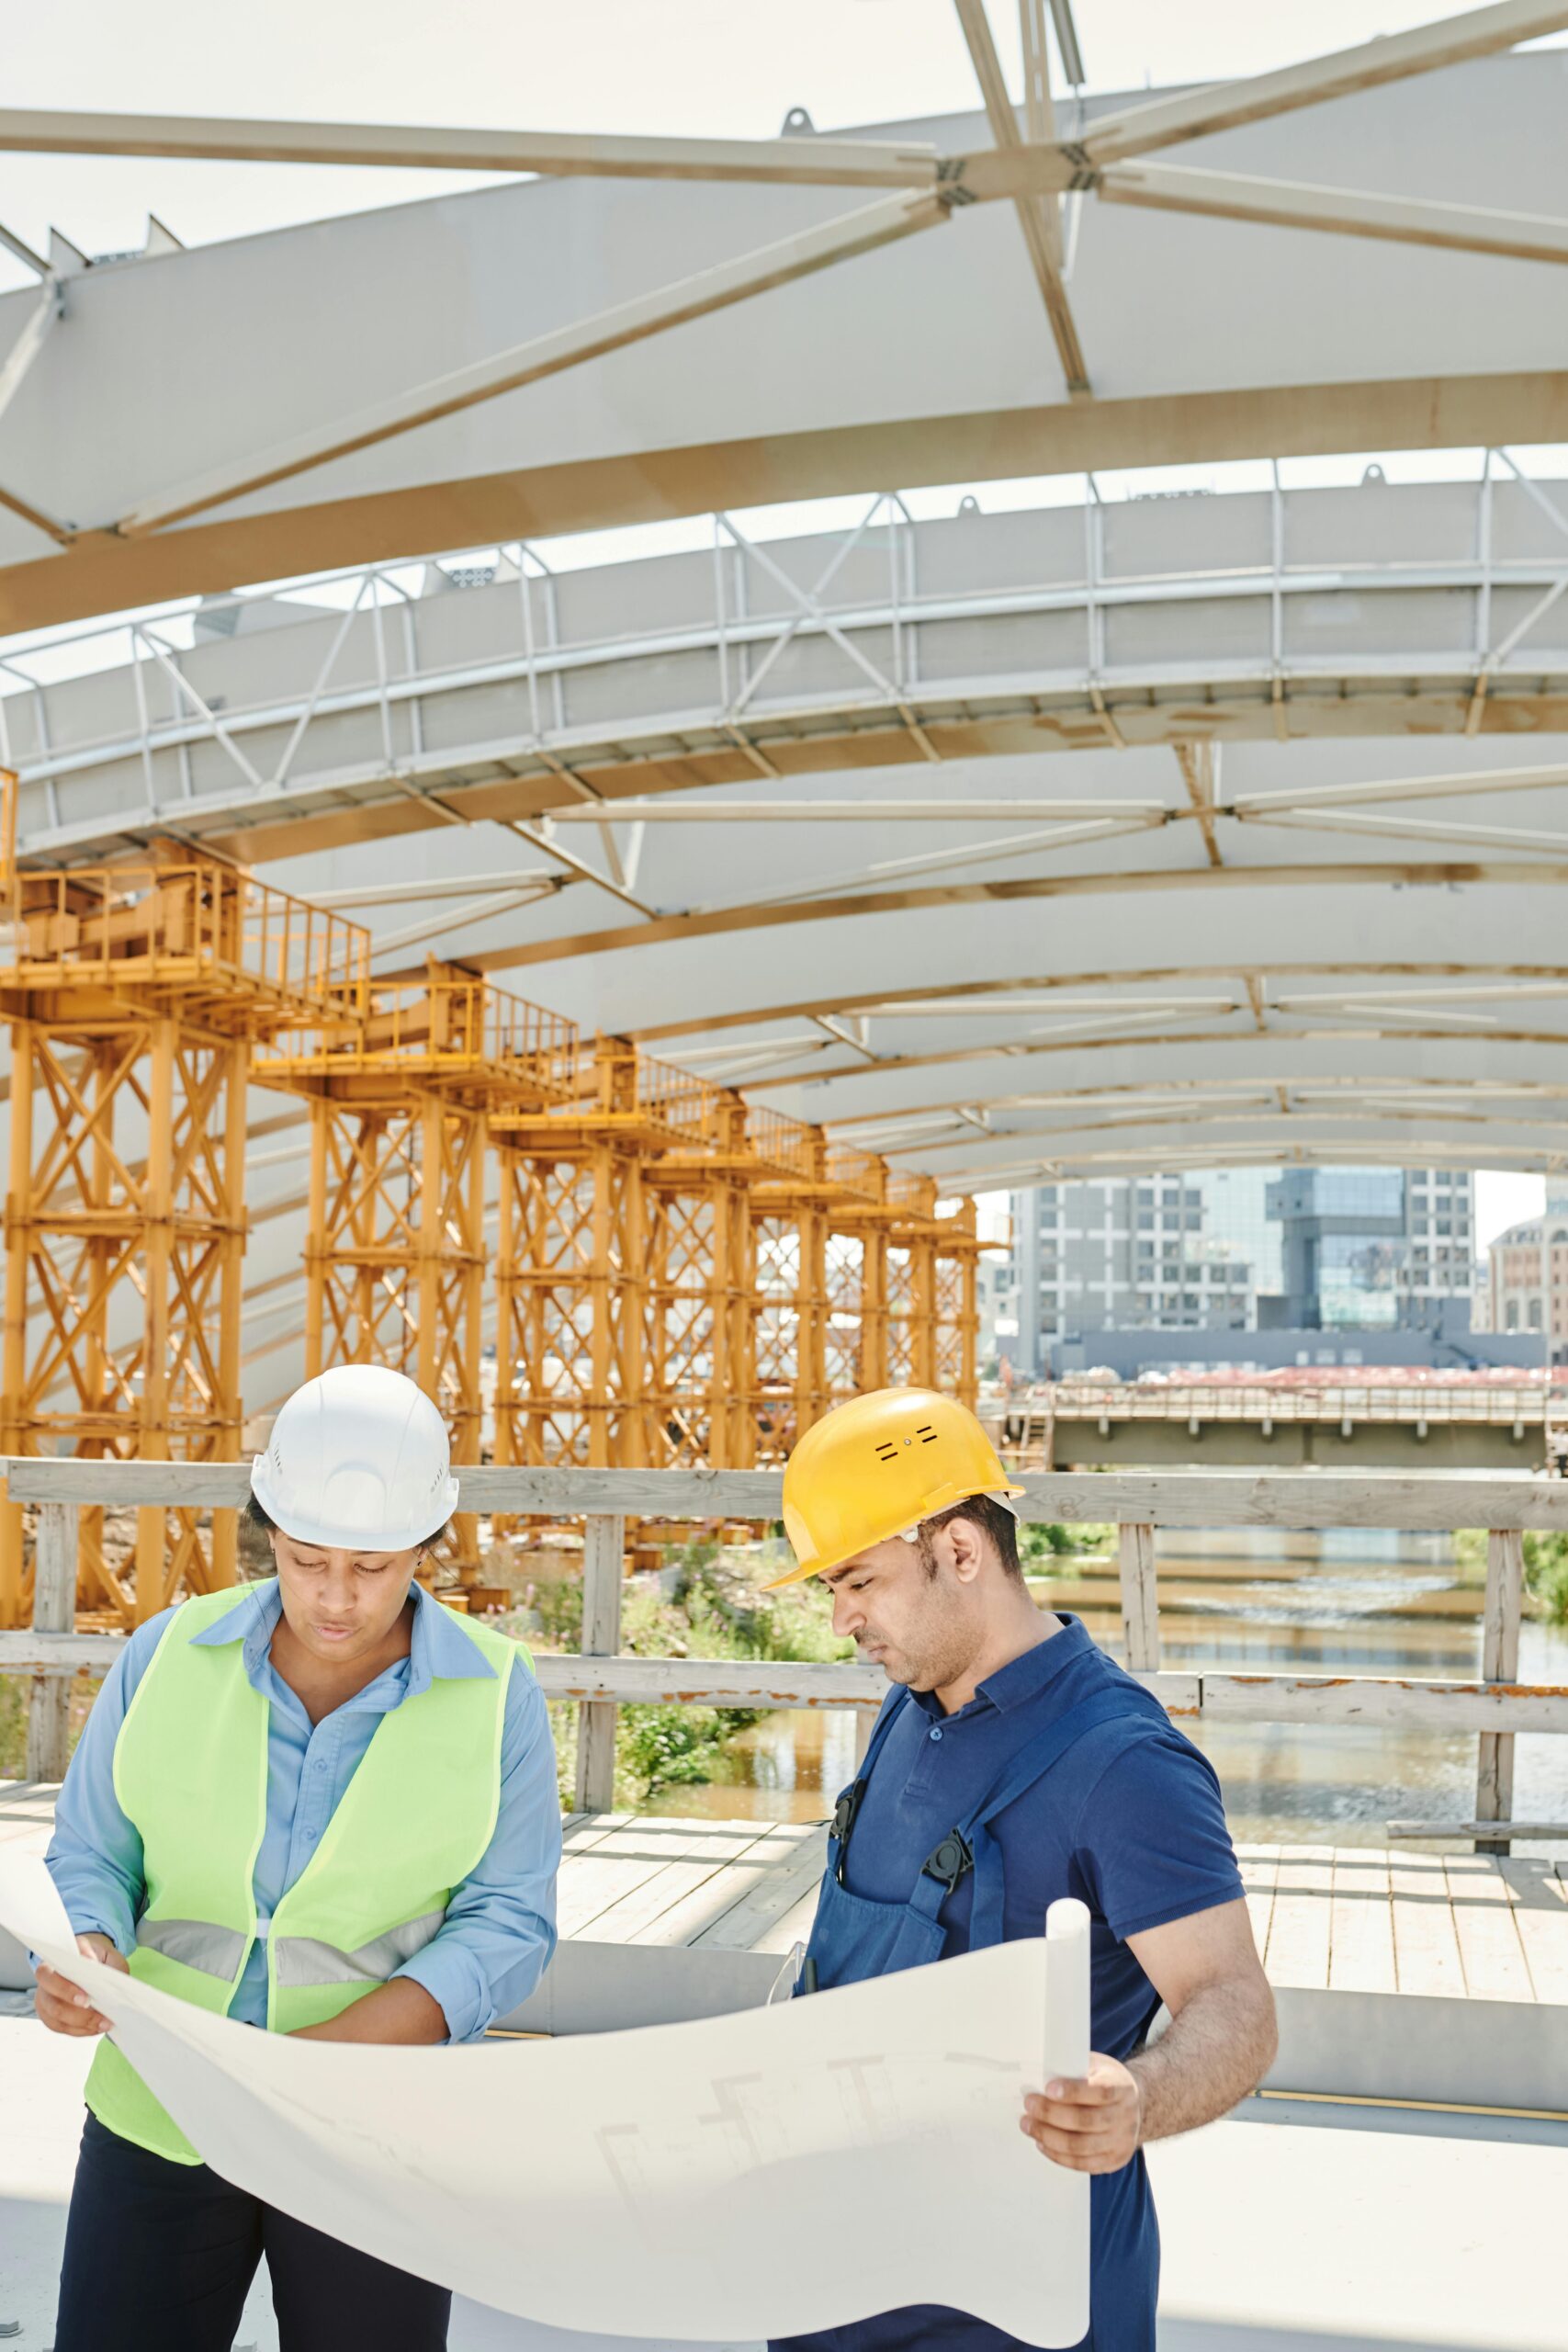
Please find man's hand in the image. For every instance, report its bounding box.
[35,1934,129,2038]
[1020,2052,1142,2175]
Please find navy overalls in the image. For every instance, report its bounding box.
[776,1642,1189,2352]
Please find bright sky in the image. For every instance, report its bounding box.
[4,1,1565,288]
[1476,1171,1546,1250]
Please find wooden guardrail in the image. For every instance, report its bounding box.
[0,1463,1560,1848]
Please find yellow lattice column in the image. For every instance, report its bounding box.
[647,1093,768,1467]
[720,1165,759,1467]
[823,1227,866,1405]
[495,1041,717,1472]
[420,1092,487,1566]
[1,1009,254,1627]
[495,1138,651,1467]
[935,1198,982,1409]
[299,1081,486,1567]
[886,1177,940,1392]
[858,1222,889,1393]
[0,1016,34,1625]
[591,1136,649,1467]
[794,1199,829,1438]
[748,1132,880,1459]
[648,1169,724,1465]
[131,1015,176,1624]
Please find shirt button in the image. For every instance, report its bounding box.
[929,1725,942,1742]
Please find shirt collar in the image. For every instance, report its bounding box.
[909,1611,1091,1719]
[976,1613,1091,1711]
[190,1577,496,1694]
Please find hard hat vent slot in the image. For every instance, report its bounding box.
[916,1425,938,1442]
[874,1442,899,1464]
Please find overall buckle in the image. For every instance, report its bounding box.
[922,1828,974,1893]
[830,1781,866,1884]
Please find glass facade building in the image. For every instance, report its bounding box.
[1007,1165,1474,1369]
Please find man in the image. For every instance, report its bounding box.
[770,1386,1276,2352]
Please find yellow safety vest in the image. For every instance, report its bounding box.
[85,1581,524,2164]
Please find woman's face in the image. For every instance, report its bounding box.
[269,1528,423,1668]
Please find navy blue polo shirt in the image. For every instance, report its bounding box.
[774,1614,1244,2352]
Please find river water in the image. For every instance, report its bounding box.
[637,1534,1568,1858]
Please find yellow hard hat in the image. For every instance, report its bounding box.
[769,1386,1025,1586]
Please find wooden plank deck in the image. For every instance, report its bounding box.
[6,1782,1567,2006]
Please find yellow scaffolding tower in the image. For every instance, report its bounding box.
[750,1136,887,1461]
[254,966,576,1577]
[490,1041,710,1468]
[644,1098,829,1468]
[0,773,367,1626]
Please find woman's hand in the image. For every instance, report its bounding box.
[35,1933,129,2037]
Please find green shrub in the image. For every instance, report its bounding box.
[0,1675,22,1780]
[0,1669,97,1780]
[503,1538,851,1809]
[1456,1527,1568,1624]
[1019,1521,1113,1572]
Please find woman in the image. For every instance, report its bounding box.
[36,1364,561,2352]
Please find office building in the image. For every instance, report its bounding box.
[1009,1168,1475,1371]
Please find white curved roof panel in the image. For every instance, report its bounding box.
[3,45,1568,630]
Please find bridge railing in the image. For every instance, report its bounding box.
[1,1463,1562,1848]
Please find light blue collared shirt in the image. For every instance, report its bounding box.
[45,1578,560,2042]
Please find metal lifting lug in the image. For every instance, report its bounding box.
[921,1828,974,1893]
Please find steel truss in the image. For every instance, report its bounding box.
[0,773,368,1626]
[25,454,1568,878]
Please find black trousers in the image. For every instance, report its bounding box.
[55,2111,452,2352]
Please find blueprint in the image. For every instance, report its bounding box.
[0,1853,1090,2346]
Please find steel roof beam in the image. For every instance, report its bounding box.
[438,856,1568,981]
[1077,1,1568,166]
[1098,162,1568,268]
[542,798,1168,823]
[627,965,1568,1045]
[0,109,942,189]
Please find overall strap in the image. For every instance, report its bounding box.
[828,1682,911,1885]
[964,1685,1154,1947]
[900,1685,1150,1934]
[961,1686,1152,1844]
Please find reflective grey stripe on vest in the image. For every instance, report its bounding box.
[272,1908,446,1990]
[135,1918,249,1982]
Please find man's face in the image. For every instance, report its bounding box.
[820,1524,979,1693]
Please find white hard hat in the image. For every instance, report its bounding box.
[251,1365,459,1551]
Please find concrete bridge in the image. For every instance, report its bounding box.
[996,1379,1568,1467]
